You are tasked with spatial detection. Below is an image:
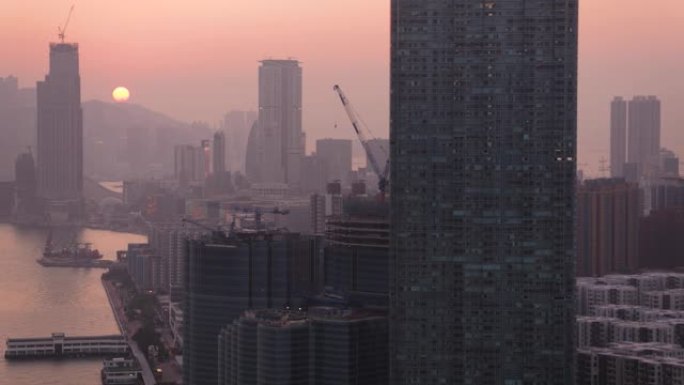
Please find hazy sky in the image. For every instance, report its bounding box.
[2,0,683,176]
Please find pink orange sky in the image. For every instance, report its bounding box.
[1,0,683,176]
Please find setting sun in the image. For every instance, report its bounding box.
[112,86,130,102]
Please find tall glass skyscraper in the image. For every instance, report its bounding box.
[389,1,578,384]
[37,43,83,202]
[252,60,304,188]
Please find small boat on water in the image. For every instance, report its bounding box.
[37,228,109,268]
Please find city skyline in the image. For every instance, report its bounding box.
[2,1,684,175]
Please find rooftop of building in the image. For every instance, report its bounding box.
[49,42,78,49]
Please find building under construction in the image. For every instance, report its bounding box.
[323,197,389,307]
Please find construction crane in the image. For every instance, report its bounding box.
[58,5,75,43]
[231,206,290,230]
[333,84,389,199]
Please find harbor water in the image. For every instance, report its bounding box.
[0,224,146,385]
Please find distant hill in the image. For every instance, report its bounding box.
[83,100,190,134]
[0,96,211,182]
[82,100,208,181]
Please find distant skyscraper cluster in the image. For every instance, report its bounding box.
[581,94,684,279]
[611,96,662,181]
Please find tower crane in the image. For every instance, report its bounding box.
[231,206,290,231]
[58,5,75,43]
[333,85,389,199]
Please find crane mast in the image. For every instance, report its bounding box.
[58,5,75,43]
[333,84,389,197]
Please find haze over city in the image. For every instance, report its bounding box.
[2,0,683,173]
[3,1,684,385]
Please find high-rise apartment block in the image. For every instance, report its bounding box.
[182,232,320,385]
[628,96,661,179]
[36,43,83,207]
[576,179,642,277]
[389,1,578,383]
[324,197,389,307]
[174,144,205,186]
[213,131,226,176]
[576,273,684,385]
[217,307,388,385]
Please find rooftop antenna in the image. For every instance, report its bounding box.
[57,5,75,43]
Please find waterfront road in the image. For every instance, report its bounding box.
[103,278,157,385]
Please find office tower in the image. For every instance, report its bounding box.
[209,131,233,194]
[218,307,388,385]
[627,96,661,179]
[252,60,304,188]
[660,148,680,177]
[245,121,261,183]
[300,154,326,193]
[213,131,226,176]
[576,179,641,277]
[390,1,578,384]
[183,232,319,385]
[611,97,628,178]
[174,144,204,186]
[222,110,257,174]
[315,139,353,187]
[36,43,83,202]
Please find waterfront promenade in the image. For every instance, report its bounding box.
[102,278,156,385]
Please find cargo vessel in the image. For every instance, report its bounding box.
[36,229,110,268]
